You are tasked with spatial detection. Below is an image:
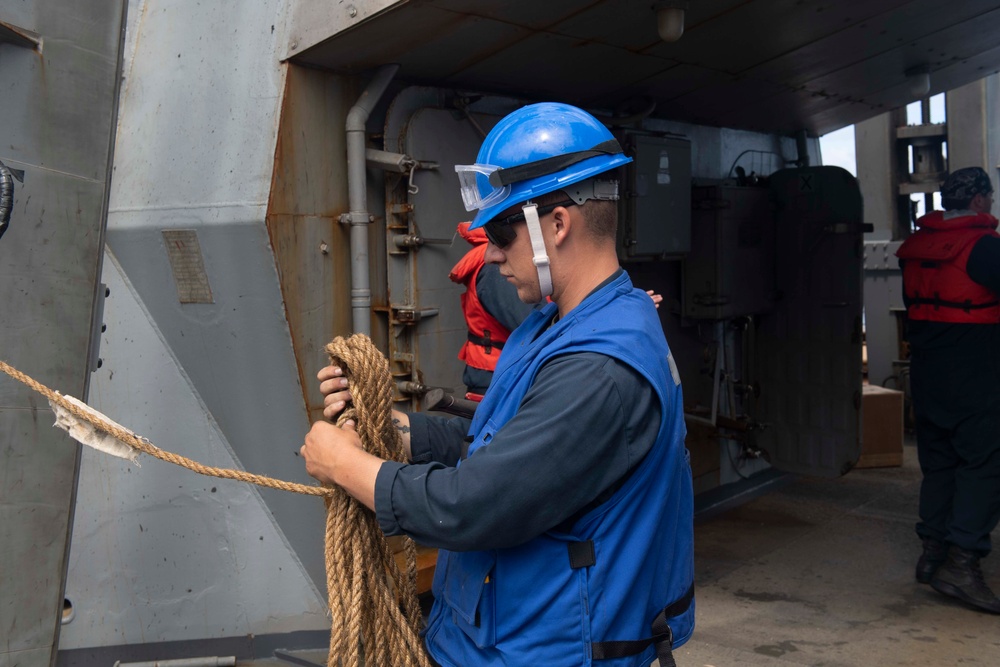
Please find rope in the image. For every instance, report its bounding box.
[323,334,431,667]
[0,360,329,496]
[0,333,431,667]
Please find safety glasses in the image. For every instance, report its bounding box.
[455,140,622,213]
[455,164,511,212]
[483,200,577,249]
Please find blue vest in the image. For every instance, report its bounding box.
[423,271,695,666]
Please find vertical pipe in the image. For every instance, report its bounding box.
[684,323,724,428]
[795,130,810,168]
[345,64,400,334]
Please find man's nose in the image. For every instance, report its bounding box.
[484,241,505,264]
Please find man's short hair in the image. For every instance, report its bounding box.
[536,182,618,241]
[941,167,993,211]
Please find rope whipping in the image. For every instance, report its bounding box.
[0,333,431,667]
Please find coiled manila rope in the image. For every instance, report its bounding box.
[322,334,430,667]
[0,333,431,667]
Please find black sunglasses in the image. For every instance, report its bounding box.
[483,200,577,249]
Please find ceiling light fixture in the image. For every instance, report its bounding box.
[654,1,689,43]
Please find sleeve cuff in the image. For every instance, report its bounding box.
[374,460,406,535]
[405,412,434,464]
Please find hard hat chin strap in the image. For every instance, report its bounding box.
[522,202,553,299]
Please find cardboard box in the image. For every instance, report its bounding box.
[858,384,904,468]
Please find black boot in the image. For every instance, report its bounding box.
[915,537,948,584]
[930,547,1000,614]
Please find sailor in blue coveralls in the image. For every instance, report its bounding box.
[301,102,696,665]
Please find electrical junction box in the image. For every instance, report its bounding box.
[682,185,776,320]
[619,134,691,258]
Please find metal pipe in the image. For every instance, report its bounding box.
[345,64,400,334]
[366,148,414,173]
[685,322,724,428]
[114,657,236,667]
[794,129,810,168]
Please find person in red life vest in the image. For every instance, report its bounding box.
[451,221,664,400]
[896,166,1000,614]
[450,221,538,398]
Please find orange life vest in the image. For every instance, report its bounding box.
[449,222,512,371]
[896,210,1000,323]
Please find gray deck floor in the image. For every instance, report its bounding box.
[673,435,1000,667]
[268,436,998,667]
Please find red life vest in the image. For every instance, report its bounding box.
[896,210,1000,323]
[449,222,511,371]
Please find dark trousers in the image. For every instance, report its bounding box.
[910,348,1000,556]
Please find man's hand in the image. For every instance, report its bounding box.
[318,364,351,421]
[300,419,361,484]
[319,362,414,459]
[301,420,381,510]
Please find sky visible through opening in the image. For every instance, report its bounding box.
[819,93,947,217]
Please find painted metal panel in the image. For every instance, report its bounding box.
[449,32,670,103]
[62,0,336,649]
[0,410,81,653]
[756,167,864,477]
[623,134,692,257]
[284,0,402,61]
[59,251,329,648]
[683,185,776,320]
[863,241,906,389]
[109,1,286,217]
[104,217,332,604]
[0,1,127,665]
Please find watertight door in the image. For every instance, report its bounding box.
[0,3,128,665]
[382,92,501,405]
[755,166,864,477]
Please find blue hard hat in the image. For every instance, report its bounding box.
[455,103,633,228]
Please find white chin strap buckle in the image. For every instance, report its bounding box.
[521,202,553,299]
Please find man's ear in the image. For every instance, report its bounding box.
[550,205,573,246]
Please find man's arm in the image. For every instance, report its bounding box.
[306,365,471,509]
[376,353,661,551]
[966,235,1000,294]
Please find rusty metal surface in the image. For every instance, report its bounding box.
[267,65,357,423]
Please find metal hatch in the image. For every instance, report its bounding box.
[381,89,501,402]
[755,166,865,477]
[0,2,128,665]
